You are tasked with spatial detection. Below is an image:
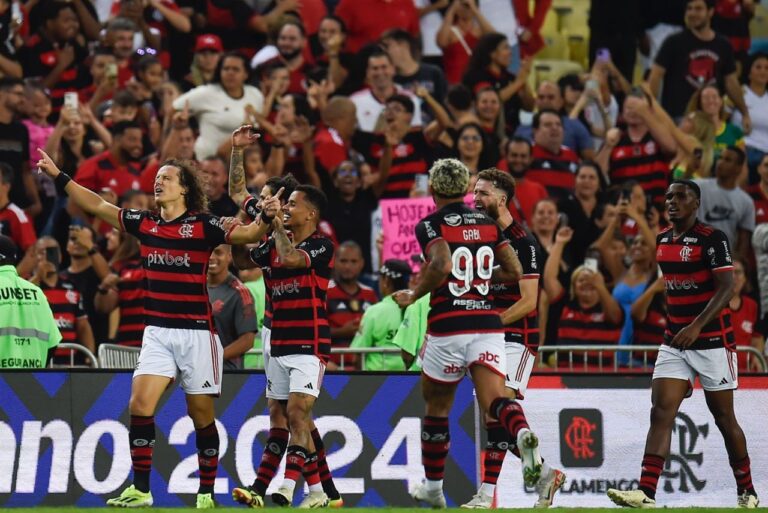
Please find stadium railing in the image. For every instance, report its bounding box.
[91,343,767,373]
[49,343,99,368]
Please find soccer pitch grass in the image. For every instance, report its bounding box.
[1,509,763,512]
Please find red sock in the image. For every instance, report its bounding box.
[285,445,308,482]
[311,428,339,499]
[422,416,450,481]
[482,421,508,485]
[731,455,756,495]
[638,454,665,499]
[491,398,530,440]
[195,422,219,494]
[129,415,155,493]
[303,452,321,489]
[253,428,289,496]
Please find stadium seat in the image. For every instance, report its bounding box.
[559,0,590,32]
[564,26,590,69]
[540,6,561,38]
[750,2,768,40]
[536,32,570,61]
[98,343,140,369]
[531,59,584,88]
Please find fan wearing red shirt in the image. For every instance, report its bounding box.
[729,259,764,372]
[334,0,419,53]
[75,121,144,199]
[327,241,378,369]
[504,137,548,225]
[747,154,768,224]
[527,109,579,200]
[263,21,311,95]
[0,163,36,254]
[314,97,357,175]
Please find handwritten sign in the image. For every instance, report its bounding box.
[380,198,436,270]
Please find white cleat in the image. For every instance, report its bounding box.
[412,481,447,509]
[298,491,329,509]
[517,429,543,487]
[460,491,493,509]
[738,492,760,508]
[607,488,656,508]
[534,468,566,508]
[272,485,294,507]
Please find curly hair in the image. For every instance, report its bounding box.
[161,159,209,213]
[429,158,469,199]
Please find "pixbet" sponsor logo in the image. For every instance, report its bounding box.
[147,251,191,267]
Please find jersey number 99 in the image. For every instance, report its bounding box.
[449,246,494,297]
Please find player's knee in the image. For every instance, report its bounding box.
[129,394,154,416]
[269,400,288,427]
[286,403,310,433]
[649,404,676,425]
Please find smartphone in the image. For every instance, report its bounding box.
[596,48,611,62]
[106,62,118,80]
[558,212,569,229]
[656,265,663,279]
[620,188,631,201]
[584,257,599,273]
[45,246,61,266]
[586,79,599,91]
[64,91,78,111]
[414,174,429,195]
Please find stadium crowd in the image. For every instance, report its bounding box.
[2,0,768,372]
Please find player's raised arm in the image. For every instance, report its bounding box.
[36,148,121,229]
[229,125,260,208]
[227,188,283,245]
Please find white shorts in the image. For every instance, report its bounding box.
[653,345,738,392]
[421,332,506,384]
[505,343,535,398]
[266,354,325,400]
[135,326,224,395]
[262,326,271,372]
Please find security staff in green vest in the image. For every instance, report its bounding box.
[0,235,62,368]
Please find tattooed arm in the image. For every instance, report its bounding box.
[230,125,259,208]
[272,216,308,268]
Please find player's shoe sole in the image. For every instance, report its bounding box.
[232,487,265,508]
[518,429,543,487]
[607,488,656,508]
[272,486,293,507]
[328,497,344,508]
[460,491,493,509]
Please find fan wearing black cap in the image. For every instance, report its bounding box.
[608,179,759,508]
[0,235,62,369]
[349,259,411,371]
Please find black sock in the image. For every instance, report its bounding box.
[195,422,219,495]
[129,415,155,493]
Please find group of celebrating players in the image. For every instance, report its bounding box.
[34,121,759,509]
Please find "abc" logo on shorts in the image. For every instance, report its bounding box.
[443,364,465,374]
[478,351,500,364]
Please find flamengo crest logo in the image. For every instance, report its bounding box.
[679,245,693,262]
[559,409,603,467]
[178,224,194,238]
[661,412,708,493]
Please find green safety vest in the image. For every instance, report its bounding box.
[0,265,62,369]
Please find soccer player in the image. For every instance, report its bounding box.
[394,158,544,508]
[607,180,759,509]
[468,168,565,509]
[36,149,276,509]
[228,126,341,508]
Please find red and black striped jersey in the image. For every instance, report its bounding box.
[115,259,146,347]
[327,281,378,338]
[656,221,735,350]
[75,151,143,199]
[249,232,335,359]
[353,130,431,199]
[119,209,232,331]
[0,202,36,252]
[40,276,87,348]
[557,298,623,363]
[634,301,667,347]
[526,144,580,200]
[416,202,507,335]
[490,221,540,351]
[746,184,768,224]
[609,131,670,206]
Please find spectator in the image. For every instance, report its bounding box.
[463,32,534,134]
[596,93,676,206]
[510,0,552,59]
[566,67,623,150]
[526,109,580,199]
[474,87,504,165]
[326,240,379,369]
[72,120,143,206]
[0,235,62,369]
[350,258,411,371]
[181,34,223,91]
[558,161,607,265]
[200,156,237,217]
[313,97,357,175]
[544,226,623,365]
[268,21,311,95]
[21,82,54,171]
[453,121,492,177]
[173,52,264,160]
[695,145,755,259]
[0,77,41,219]
[436,0,495,85]
[731,53,768,183]
[747,154,768,224]
[712,0,754,73]
[335,0,419,53]
[391,278,430,370]
[30,236,95,362]
[751,223,768,345]
[81,47,119,111]
[0,162,36,257]
[0,0,22,79]
[306,15,351,90]
[238,267,265,369]
[630,275,666,364]
[61,225,111,345]
[686,84,744,164]
[382,28,447,106]
[127,55,166,115]
[18,1,90,116]
[588,0,643,81]
[350,49,422,133]
[109,0,162,52]
[504,137,548,225]
[94,228,144,347]
[207,244,258,369]
[529,198,561,261]
[649,0,750,124]
[729,259,764,372]
[515,81,595,160]
[103,17,137,86]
